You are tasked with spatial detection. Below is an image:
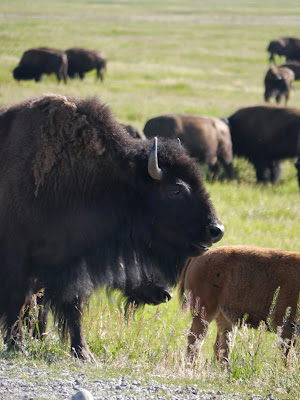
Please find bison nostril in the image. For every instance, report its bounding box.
[163,291,172,302]
[209,223,225,243]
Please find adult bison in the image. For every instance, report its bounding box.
[65,48,107,81]
[264,65,295,105]
[0,94,224,360]
[144,114,234,180]
[227,105,300,188]
[179,246,300,362]
[267,37,300,63]
[13,47,68,83]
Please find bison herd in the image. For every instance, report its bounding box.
[1,37,299,364]
[141,106,300,190]
[264,37,300,106]
[13,47,107,83]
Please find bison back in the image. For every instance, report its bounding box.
[66,48,106,71]
[144,114,183,139]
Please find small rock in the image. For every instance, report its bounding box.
[72,389,94,400]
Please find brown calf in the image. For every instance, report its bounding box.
[179,245,300,362]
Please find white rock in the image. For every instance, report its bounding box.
[72,389,94,400]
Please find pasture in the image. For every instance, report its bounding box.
[0,0,300,398]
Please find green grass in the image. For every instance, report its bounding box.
[0,0,300,398]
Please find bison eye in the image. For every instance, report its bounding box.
[168,189,181,198]
[167,181,190,199]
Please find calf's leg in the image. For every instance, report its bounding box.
[295,157,300,191]
[214,313,232,362]
[187,309,210,363]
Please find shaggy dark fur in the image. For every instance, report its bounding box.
[0,94,223,360]
[13,47,68,83]
[227,104,300,188]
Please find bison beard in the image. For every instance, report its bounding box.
[0,94,223,360]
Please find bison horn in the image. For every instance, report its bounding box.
[148,137,163,181]
[177,138,181,146]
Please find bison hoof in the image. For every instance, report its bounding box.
[71,345,96,362]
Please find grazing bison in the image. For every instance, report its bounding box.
[227,105,300,188]
[144,114,234,180]
[179,245,300,362]
[13,47,68,83]
[121,124,146,140]
[65,48,107,81]
[267,37,300,63]
[0,94,224,360]
[279,62,300,80]
[264,65,295,105]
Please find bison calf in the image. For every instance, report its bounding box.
[179,245,300,362]
[264,66,295,105]
[13,47,68,83]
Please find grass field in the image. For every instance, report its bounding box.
[0,1,300,398]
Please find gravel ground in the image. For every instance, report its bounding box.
[0,360,284,400]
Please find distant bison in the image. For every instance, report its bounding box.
[179,245,300,362]
[279,62,300,80]
[121,124,146,140]
[267,37,300,63]
[13,47,68,83]
[144,114,234,180]
[264,65,295,105]
[65,48,107,81]
[0,94,224,360]
[227,105,300,188]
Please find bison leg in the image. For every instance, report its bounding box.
[208,163,219,181]
[220,160,235,180]
[187,311,210,364]
[4,290,29,349]
[270,160,282,184]
[96,68,104,81]
[63,296,95,362]
[34,74,42,82]
[295,158,300,191]
[253,159,272,183]
[28,295,50,339]
[275,92,282,104]
[214,313,232,362]
[284,92,290,106]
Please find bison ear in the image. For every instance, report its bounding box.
[148,137,163,181]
